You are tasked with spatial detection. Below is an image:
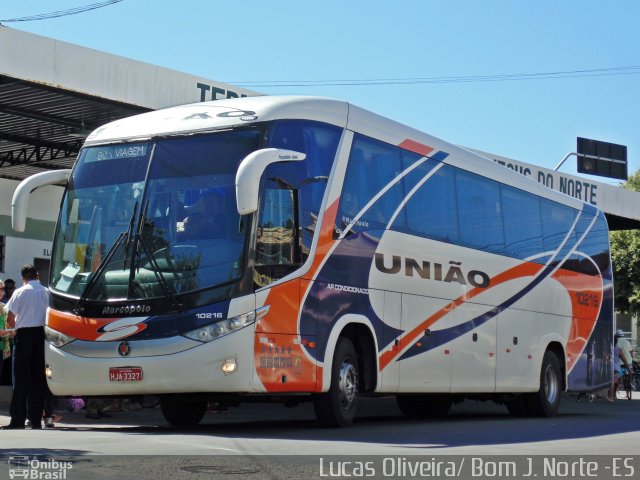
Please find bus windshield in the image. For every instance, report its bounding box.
[51,129,262,301]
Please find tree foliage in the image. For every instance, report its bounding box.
[610,170,640,314]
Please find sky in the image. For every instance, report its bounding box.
[2,0,639,184]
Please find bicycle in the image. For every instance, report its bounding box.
[617,366,633,400]
[632,361,640,392]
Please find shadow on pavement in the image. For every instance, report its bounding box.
[19,394,639,450]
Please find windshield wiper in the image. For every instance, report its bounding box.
[122,200,139,269]
[129,204,184,312]
[129,199,149,284]
[72,231,127,315]
[137,235,184,312]
[72,203,141,315]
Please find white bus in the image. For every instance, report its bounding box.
[13,96,613,427]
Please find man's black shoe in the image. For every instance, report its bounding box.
[1,424,25,430]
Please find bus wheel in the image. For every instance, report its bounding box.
[313,337,359,427]
[160,398,207,427]
[524,351,562,417]
[396,395,452,419]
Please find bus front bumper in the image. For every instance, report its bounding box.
[44,327,255,396]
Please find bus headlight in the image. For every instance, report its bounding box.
[45,326,76,348]
[183,311,256,343]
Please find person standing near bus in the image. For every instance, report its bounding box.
[615,330,633,371]
[615,329,633,393]
[608,330,632,402]
[0,265,48,429]
[1,278,15,303]
[0,280,12,378]
[0,279,15,387]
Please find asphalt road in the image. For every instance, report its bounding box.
[0,392,638,479]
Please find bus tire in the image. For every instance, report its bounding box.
[524,350,562,417]
[396,395,452,419]
[313,337,359,428]
[160,398,207,427]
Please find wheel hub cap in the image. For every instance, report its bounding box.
[338,359,357,410]
[544,364,559,404]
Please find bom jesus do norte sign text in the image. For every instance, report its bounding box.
[491,157,599,205]
[469,149,640,227]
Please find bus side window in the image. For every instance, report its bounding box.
[337,134,404,235]
[541,199,576,256]
[501,185,543,259]
[456,170,505,255]
[401,163,459,243]
[575,212,610,273]
[267,120,341,260]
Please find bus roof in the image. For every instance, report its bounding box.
[84,96,349,145]
[84,95,590,212]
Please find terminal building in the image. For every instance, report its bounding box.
[1,27,638,338]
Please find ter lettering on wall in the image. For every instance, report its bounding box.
[196,82,248,102]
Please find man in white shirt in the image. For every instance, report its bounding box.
[1,265,49,429]
[608,329,633,401]
[615,329,634,369]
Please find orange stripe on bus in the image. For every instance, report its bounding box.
[398,139,434,157]
[48,309,116,341]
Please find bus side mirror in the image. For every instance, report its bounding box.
[12,169,71,232]
[236,148,306,215]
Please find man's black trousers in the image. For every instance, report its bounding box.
[10,326,46,427]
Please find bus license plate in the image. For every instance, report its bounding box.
[109,367,143,382]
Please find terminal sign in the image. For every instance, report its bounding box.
[577,137,628,181]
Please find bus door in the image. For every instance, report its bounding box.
[253,184,317,392]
